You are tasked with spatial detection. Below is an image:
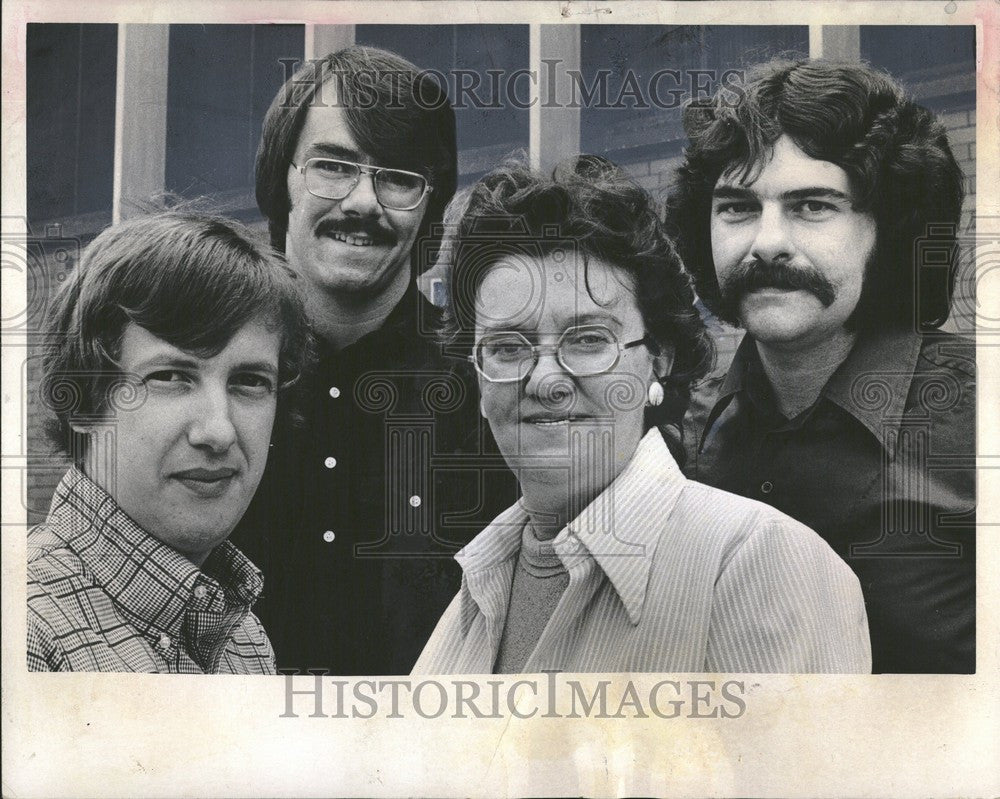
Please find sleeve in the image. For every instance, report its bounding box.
[26,606,69,672]
[705,518,872,673]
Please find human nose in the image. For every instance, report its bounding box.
[338,169,382,216]
[523,346,574,406]
[750,203,794,263]
[187,385,237,453]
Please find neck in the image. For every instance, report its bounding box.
[755,328,856,418]
[308,266,411,351]
[518,448,631,541]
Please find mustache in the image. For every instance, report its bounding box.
[720,258,837,308]
[316,217,397,245]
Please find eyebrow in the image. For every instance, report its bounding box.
[132,354,279,377]
[235,360,280,376]
[132,354,200,372]
[304,143,363,162]
[712,185,853,202]
[478,312,624,334]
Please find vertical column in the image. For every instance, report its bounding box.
[529,24,581,174]
[809,26,862,61]
[306,25,355,61]
[112,25,169,223]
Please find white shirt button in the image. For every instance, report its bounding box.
[158,633,172,649]
[329,386,341,398]
[193,585,207,600]
[409,495,422,508]
[323,530,336,543]
[324,456,337,469]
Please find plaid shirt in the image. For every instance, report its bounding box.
[27,468,275,674]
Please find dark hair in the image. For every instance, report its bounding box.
[665,58,965,331]
[439,156,713,444]
[40,210,312,455]
[255,45,457,273]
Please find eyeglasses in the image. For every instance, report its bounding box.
[292,157,432,211]
[471,324,652,383]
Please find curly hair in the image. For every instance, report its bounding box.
[41,210,313,457]
[438,156,714,444]
[255,45,457,273]
[664,58,965,331]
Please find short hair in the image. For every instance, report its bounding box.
[40,210,312,455]
[255,45,458,272]
[439,156,713,448]
[665,59,966,331]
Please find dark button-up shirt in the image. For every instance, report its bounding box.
[234,286,518,674]
[28,468,275,673]
[690,329,975,673]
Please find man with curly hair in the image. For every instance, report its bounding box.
[665,59,974,673]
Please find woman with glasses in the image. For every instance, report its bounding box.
[412,157,872,674]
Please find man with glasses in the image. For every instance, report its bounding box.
[235,46,517,674]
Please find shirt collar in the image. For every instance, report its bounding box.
[46,468,264,643]
[822,327,922,450]
[703,329,923,457]
[455,429,686,628]
[557,429,685,625]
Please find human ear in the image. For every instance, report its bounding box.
[652,342,675,381]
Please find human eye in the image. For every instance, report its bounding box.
[379,168,424,192]
[713,200,757,220]
[565,328,615,349]
[231,372,276,398]
[482,335,530,362]
[312,159,355,176]
[794,199,838,219]
[143,370,191,390]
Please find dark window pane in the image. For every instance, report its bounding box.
[861,26,975,111]
[355,25,530,186]
[165,24,303,203]
[580,26,808,168]
[27,23,117,224]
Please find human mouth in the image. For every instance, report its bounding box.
[328,230,375,247]
[172,467,238,498]
[523,415,594,427]
[317,219,395,248]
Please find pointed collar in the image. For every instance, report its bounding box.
[44,468,264,643]
[702,330,923,458]
[455,429,686,628]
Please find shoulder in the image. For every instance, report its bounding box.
[915,331,975,380]
[907,331,975,427]
[28,524,89,590]
[220,612,277,674]
[26,535,89,672]
[674,480,853,577]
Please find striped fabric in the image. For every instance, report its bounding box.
[27,468,276,674]
[413,429,871,674]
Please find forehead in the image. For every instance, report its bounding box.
[294,100,367,162]
[474,251,641,331]
[117,320,281,369]
[715,135,853,196]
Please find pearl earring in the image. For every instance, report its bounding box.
[647,381,664,407]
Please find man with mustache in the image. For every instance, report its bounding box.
[234,46,516,674]
[666,59,974,673]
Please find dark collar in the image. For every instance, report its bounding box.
[702,328,923,458]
